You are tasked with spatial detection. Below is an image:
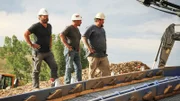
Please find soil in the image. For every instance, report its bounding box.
[0,61,150,98]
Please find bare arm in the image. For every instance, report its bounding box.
[82,36,95,53]
[24,30,33,47]
[82,37,90,49]
[24,30,40,49]
[59,34,72,51]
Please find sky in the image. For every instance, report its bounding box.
[0,0,180,68]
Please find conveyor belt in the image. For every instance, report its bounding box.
[67,77,168,101]
[160,94,180,101]
[1,67,180,101]
[67,76,180,101]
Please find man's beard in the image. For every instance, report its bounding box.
[42,18,49,24]
[101,24,104,27]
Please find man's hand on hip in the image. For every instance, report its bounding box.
[88,48,95,53]
[31,44,41,49]
[67,45,73,51]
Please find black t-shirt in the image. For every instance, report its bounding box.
[28,22,52,53]
[61,25,81,51]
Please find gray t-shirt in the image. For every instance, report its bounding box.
[61,25,81,54]
[83,25,107,57]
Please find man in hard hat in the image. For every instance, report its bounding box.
[24,8,60,89]
[60,13,82,84]
[82,12,110,79]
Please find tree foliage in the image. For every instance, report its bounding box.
[0,34,88,83]
[0,35,31,82]
[52,35,66,76]
[80,41,88,69]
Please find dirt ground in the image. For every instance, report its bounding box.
[0,61,150,98]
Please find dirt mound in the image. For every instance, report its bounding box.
[0,61,150,98]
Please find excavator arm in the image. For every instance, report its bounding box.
[158,24,180,68]
[137,0,180,68]
[137,0,180,17]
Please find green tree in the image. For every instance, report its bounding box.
[52,34,65,76]
[0,35,32,82]
[39,61,50,81]
[0,34,88,84]
[80,41,88,69]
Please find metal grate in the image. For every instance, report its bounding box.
[159,94,180,101]
[66,77,168,101]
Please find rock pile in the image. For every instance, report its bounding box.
[0,61,150,98]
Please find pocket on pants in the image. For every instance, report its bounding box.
[68,50,75,56]
[32,51,40,62]
[32,51,37,61]
[87,57,94,63]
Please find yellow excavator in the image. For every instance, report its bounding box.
[0,74,19,89]
[137,0,180,68]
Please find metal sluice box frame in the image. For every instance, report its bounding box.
[90,76,180,101]
[0,66,180,101]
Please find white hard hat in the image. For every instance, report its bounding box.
[38,8,48,16]
[71,13,82,20]
[95,12,105,19]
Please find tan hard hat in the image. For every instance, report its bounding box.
[95,13,105,19]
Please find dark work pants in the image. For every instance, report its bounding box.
[32,51,58,88]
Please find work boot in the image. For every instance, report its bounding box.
[50,78,61,87]
[55,79,61,87]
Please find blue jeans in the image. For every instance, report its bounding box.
[64,50,82,84]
